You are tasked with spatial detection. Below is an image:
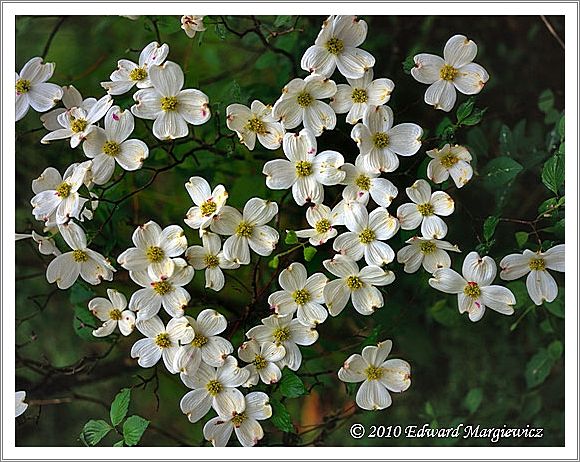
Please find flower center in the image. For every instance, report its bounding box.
[417,203,434,216]
[355,174,371,191]
[160,96,179,111]
[529,257,546,271]
[152,280,173,296]
[146,246,164,263]
[206,379,223,396]
[155,332,171,348]
[129,67,148,81]
[56,182,72,198]
[295,160,313,177]
[231,412,247,427]
[440,64,459,81]
[325,37,345,55]
[373,132,390,149]
[253,354,267,370]
[70,118,88,133]
[273,326,291,344]
[419,241,437,254]
[351,88,368,104]
[109,308,123,321]
[292,288,311,306]
[191,333,208,348]
[346,275,364,290]
[236,221,254,238]
[103,141,120,157]
[15,78,32,94]
[358,228,376,244]
[204,254,220,268]
[463,281,481,299]
[296,91,313,108]
[315,218,331,234]
[72,249,89,262]
[365,364,384,381]
[440,152,459,168]
[200,200,217,216]
[246,116,267,135]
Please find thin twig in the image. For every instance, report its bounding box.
[41,16,66,59]
[540,15,565,50]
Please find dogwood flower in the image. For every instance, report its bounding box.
[238,339,286,386]
[180,356,250,423]
[301,15,375,79]
[330,69,394,124]
[397,236,460,273]
[203,391,271,447]
[131,61,210,140]
[174,309,234,377]
[246,314,318,371]
[128,259,194,321]
[181,16,206,38]
[295,202,343,246]
[499,245,565,305]
[429,251,516,322]
[101,41,169,95]
[341,155,398,208]
[226,100,285,150]
[210,198,279,265]
[427,144,473,188]
[411,34,489,112]
[15,231,60,256]
[268,262,328,327]
[118,221,187,278]
[184,176,229,232]
[262,128,346,205]
[131,315,194,373]
[272,74,337,136]
[16,57,63,121]
[40,85,96,130]
[396,179,454,239]
[40,94,113,148]
[338,340,411,411]
[185,233,239,292]
[89,289,136,337]
[351,105,423,173]
[323,254,395,316]
[334,203,399,266]
[46,221,115,289]
[16,391,28,417]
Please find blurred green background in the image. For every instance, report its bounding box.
[15,15,565,447]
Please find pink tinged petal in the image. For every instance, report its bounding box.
[210,206,242,236]
[269,290,297,316]
[334,15,368,48]
[387,123,423,156]
[282,128,317,162]
[338,354,367,383]
[153,110,188,140]
[444,34,478,68]
[480,285,516,315]
[356,379,392,410]
[312,150,346,185]
[105,106,134,143]
[278,262,308,292]
[336,47,375,80]
[429,268,466,294]
[133,220,162,248]
[272,96,303,130]
[397,245,423,274]
[499,253,531,281]
[263,159,296,190]
[226,103,251,132]
[178,89,211,125]
[421,215,448,240]
[89,297,113,321]
[352,286,384,315]
[300,45,337,77]
[333,232,364,261]
[149,61,184,96]
[397,203,422,230]
[292,176,323,206]
[425,79,457,112]
[458,293,473,314]
[454,62,489,95]
[526,270,558,305]
[411,53,445,84]
[203,417,234,447]
[117,139,148,171]
[543,244,565,272]
[131,88,162,120]
[130,288,162,320]
[46,253,79,289]
[362,340,392,365]
[118,311,136,336]
[140,42,169,67]
[235,418,264,447]
[181,389,213,423]
[466,297,486,322]
[131,338,162,368]
[448,160,473,188]
[462,251,497,286]
[323,279,350,316]
[28,82,63,112]
[202,336,233,367]
[330,84,354,114]
[303,101,337,136]
[381,359,411,392]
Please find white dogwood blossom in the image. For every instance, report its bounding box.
[15,391,28,418]
[181,16,206,38]
[411,34,489,112]
[338,340,411,411]
[295,202,343,246]
[89,289,135,337]
[226,100,285,150]
[427,144,473,188]
[397,236,460,274]
[340,155,398,208]
[16,57,63,121]
[40,85,96,130]
[184,176,229,232]
[238,338,286,386]
[15,231,60,256]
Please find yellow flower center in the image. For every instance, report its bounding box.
[231,412,247,427]
[200,200,217,217]
[440,152,459,168]
[70,118,88,133]
[365,364,384,381]
[295,160,313,177]
[417,203,434,217]
[152,280,173,296]
[325,37,345,55]
[464,281,481,299]
[191,333,208,348]
[129,67,148,81]
[109,308,123,321]
[56,182,72,198]
[15,78,32,94]
[529,257,546,271]
[373,132,390,149]
[160,96,178,111]
[296,91,313,108]
[355,174,371,191]
[273,326,291,344]
[146,246,164,263]
[206,379,223,396]
[351,88,368,104]
[253,354,267,370]
[346,275,364,290]
[419,241,437,254]
[236,221,254,238]
[103,141,120,157]
[440,64,459,81]
[246,116,267,135]
[315,218,331,234]
[72,249,89,262]
[359,228,376,244]
[292,288,311,306]
[204,254,220,268]
[155,332,171,348]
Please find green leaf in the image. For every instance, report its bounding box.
[284,230,298,245]
[113,440,124,447]
[70,281,93,304]
[461,108,487,126]
[435,117,455,138]
[303,246,317,262]
[81,419,112,446]
[557,114,565,139]
[429,299,460,327]
[544,108,560,125]
[539,319,555,334]
[548,340,563,360]
[122,415,150,446]
[541,155,564,194]
[456,98,474,122]
[525,348,555,388]
[544,297,564,318]
[269,398,295,433]
[110,388,131,427]
[481,157,523,187]
[538,89,554,113]
[463,388,483,414]
[483,216,499,242]
[538,197,558,215]
[498,124,514,156]
[268,255,279,269]
[515,231,529,248]
[214,23,227,40]
[274,15,294,28]
[279,369,307,398]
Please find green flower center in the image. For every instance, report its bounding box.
[160,96,179,111]
[246,116,267,135]
[419,241,437,254]
[15,78,32,94]
[295,160,313,177]
[365,364,384,381]
[103,141,121,157]
[355,174,371,191]
[200,200,217,217]
[296,91,313,108]
[529,257,546,271]
[109,308,123,321]
[373,132,390,149]
[346,275,364,290]
[129,67,148,81]
[236,221,254,238]
[351,88,368,104]
[204,254,220,268]
[231,412,247,427]
[440,64,459,81]
[70,118,88,133]
[72,249,89,263]
[440,152,459,168]
[417,203,434,216]
[56,182,72,198]
[273,326,291,344]
[206,379,223,396]
[146,246,164,263]
[253,354,267,370]
[325,37,345,55]
[191,333,208,348]
[315,218,331,234]
[155,332,171,348]
[359,228,376,244]
[152,280,173,296]
[292,288,311,305]
[464,281,481,299]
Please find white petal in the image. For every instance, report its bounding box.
[323,279,350,316]
[130,338,162,368]
[292,176,322,206]
[454,62,489,95]
[117,140,148,171]
[421,215,448,240]
[197,308,228,336]
[180,389,213,423]
[352,286,383,315]
[387,123,422,156]
[301,45,336,77]
[210,206,242,236]
[424,80,457,112]
[397,203,422,230]
[202,336,233,367]
[431,191,455,216]
[312,150,346,185]
[364,241,395,266]
[526,270,558,305]
[338,354,366,383]
[149,61,183,96]
[336,47,375,80]
[272,95,303,130]
[248,225,278,257]
[480,285,516,314]
[245,392,272,421]
[429,268,466,294]
[278,262,308,292]
[223,235,250,265]
[499,253,531,281]
[303,101,336,136]
[397,245,423,273]
[366,78,394,105]
[323,254,359,277]
[356,380,391,410]
[543,244,565,272]
[380,359,411,392]
[362,340,392,365]
[235,418,264,447]
[369,207,399,240]
[130,288,161,320]
[358,265,395,286]
[444,34,477,68]
[448,161,473,188]
[178,89,210,125]
[330,84,353,114]
[203,416,234,447]
[263,159,296,190]
[462,251,497,285]
[282,128,317,162]
[46,253,79,289]
[369,178,398,208]
[244,198,278,226]
[297,301,328,327]
[334,232,364,261]
[153,111,188,140]
[411,53,445,84]
[423,248,451,273]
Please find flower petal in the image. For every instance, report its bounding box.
[411,53,445,84]
[424,80,456,112]
[454,62,489,95]
[444,34,477,68]
[356,380,391,410]
[429,268,466,294]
